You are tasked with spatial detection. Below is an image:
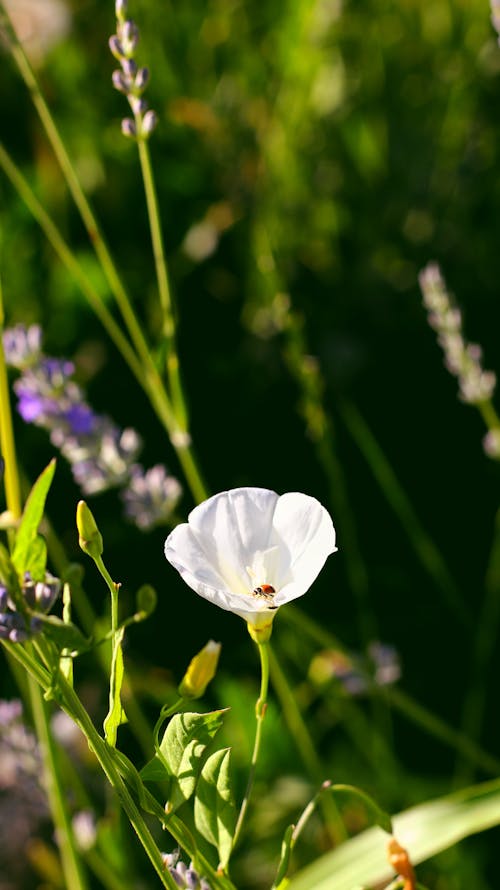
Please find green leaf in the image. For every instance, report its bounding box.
[160,709,226,812]
[104,626,127,747]
[272,824,294,889]
[25,534,47,581]
[194,747,236,870]
[33,613,90,654]
[12,459,56,578]
[140,755,172,785]
[286,777,500,890]
[0,542,17,589]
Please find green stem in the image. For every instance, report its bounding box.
[136,134,190,431]
[232,640,269,851]
[478,398,500,432]
[268,645,346,845]
[6,642,177,889]
[29,675,89,890]
[0,277,21,519]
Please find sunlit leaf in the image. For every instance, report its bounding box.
[194,747,236,869]
[12,459,55,578]
[160,709,226,812]
[104,626,127,747]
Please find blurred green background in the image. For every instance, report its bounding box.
[2,0,500,887]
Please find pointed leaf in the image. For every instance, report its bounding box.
[160,709,226,812]
[194,748,236,869]
[25,535,47,582]
[12,459,56,577]
[104,626,127,747]
[140,755,172,785]
[272,824,295,888]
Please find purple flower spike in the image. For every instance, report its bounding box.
[3,324,42,370]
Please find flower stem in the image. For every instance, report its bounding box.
[0,275,21,520]
[232,639,269,852]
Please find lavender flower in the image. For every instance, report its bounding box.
[161,853,211,890]
[109,1,158,140]
[2,323,42,369]
[419,263,496,405]
[121,464,182,529]
[0,571,62,643]
[4,324,181,528]
[0,699,48,886]
[309,642,401,696]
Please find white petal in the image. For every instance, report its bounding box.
[269,492,336,604]
[185,487,279,594]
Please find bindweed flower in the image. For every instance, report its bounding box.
[165,487,336,641]
[178,640,221,699]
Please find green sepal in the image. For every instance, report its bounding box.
[32,612,91,654]
[12,459,55,578]
[272,824,295,888]
[159,709,227,813]
[194,747,236,870]
[104,626,127,747]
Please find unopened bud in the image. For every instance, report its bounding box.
[142,109,158,136]
[121,118,137,139]
[120,19,139,54]
[77,501,103,559]
[129,95,147,115]
[134,66,150,92]
[109,35,124,60]
[121,57,137,78]
[178,640,221,699]
[112,70,128,93]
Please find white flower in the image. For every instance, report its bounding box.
[164,487,337,638]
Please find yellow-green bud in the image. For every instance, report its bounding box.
[178,640,221,699]
[76,501,103,559]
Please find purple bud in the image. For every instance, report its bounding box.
[109,35,124,60]
[142,110,158,136]
[112,70,128,93]
[120,19,139,53]
[0,585,8,611]
[134,67,149,92]
[128,95,147,115]
[121,57,137,78]
[186,868,199,888]
[121,118,137,139]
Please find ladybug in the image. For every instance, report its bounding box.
[252,583,276,599]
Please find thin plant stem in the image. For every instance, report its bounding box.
[232,639,269,852]
[0,274,21,519]
[268,644,346,846]
[0,289,88,890]
[29,673,90,890]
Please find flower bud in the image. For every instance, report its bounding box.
[142,109,158,136]
[76,501,103,559]
[108,35,124,60]
[112,70,128,93]
[135,67,150,92]
[178,640,221,699]
[121,118,137,139]
[121,57,137,78]
[129,95,147,115]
